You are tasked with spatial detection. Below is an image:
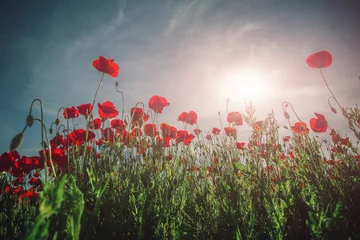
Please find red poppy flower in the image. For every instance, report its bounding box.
[89,118,102,130]
[77,103,93,117]
[18,156,43,174]
[224,127,236,137]
[227,112,243,126]
[283,136,291,142]
[51,148,67,169]
[235,142,246,150]
[0,151,19,172]
[92,56,120,77]
[50,134,64,148]
[330,129,349,145]
[130,107,149,124]
[98,101,119,119]
[148,95,170,114]
[290,122,309,135]
[67,128,96,145]
[63,106,79,119]
[178,111,198,125]
[160,122,177,138]
[253,120,264,130]
[110,119,124,129]
[310,113,328,133]
[101,128,115,142]
[205,134,212,140]
[131,128,142,137]
[212,127,221,135]
[306,50,332,68]
[144,124,157,137]
[176,130,195,145]
[157,136,172,147]
[194,128,201,136]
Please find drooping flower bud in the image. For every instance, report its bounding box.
[115,82,119,87]
[55,118,60,126]
[26,115,34,127]
[49,128,53,134]
[284,111,290,120]
[9,133,24,152]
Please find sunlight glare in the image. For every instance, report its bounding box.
[221,68,269,101]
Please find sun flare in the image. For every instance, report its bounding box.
[221,68,269,101]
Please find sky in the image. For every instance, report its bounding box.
[1,0,360,156]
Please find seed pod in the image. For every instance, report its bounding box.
[26,115,34,127]
[9,133,24,152]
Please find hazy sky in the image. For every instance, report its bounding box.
[1,0,360,156]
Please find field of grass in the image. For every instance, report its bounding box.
[1,52,360,239]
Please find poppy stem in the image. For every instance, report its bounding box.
[115,83,125,120]
[34,118,57,183]
[92,73,105,110]
[319,69,343,112]
[282,101,302,123]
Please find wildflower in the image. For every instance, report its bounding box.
[227,112,243,126]
[130,107,149,124]
[50,134,64,148]
[144,124,157,137]
[101,128,115,142]
[18,156,43,174]
[178,111,198,125]
[310,113,328,133]
[67,128,96,145]
[205,134,212,140]
[148,95,170,114]
[235,142,246,150]
[63,106,79,119]
[291,122,309,135]
[253,120,264,130]
[160,123,177,138]
[77,103,93,117]
[283,136,291,142]
[92,56,120,77]
[212,127,221,135]
[224,127,236,137]
[176,130,195,145]
[110,119,124,129]
[306,50,332,68]
[0,151,18,172]
[89,118,102,130]
[194,128,201,136]
[98,101,119,119]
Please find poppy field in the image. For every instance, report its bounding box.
[1,51,360,239]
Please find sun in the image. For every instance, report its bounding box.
[221,68,268,101]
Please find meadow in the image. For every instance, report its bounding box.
[1,51,360,239]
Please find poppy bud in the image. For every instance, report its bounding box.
[9,133,24,152]
[284,111,290,119]
[330,107,337,114]
[115,82,119,87]
[26,115,34,127]
[55,118,60,126]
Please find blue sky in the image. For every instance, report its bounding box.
[1,0,360,156]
